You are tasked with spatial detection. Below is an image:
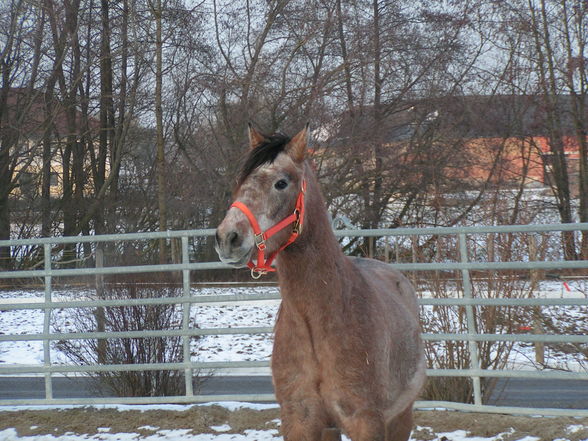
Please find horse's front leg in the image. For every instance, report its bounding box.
[341,407,386,441]
[321,427,342,441]
[385,405,413,441]
[279,398,332,441]
[273,308,333,440]
[342,405,413,441]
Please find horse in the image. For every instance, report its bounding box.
[215,124,426,441]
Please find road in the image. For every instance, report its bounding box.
[0,376,274,400]
[0,376,587,409]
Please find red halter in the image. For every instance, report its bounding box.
[230,180,306,278]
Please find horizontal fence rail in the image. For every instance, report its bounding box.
[0,223,587,417]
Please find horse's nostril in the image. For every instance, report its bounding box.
[228,231,240,247]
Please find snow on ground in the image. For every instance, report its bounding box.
[0,427,541,441]
[1,427,285,441]
[0,286,281,367]
[0,426,550,441]
[0,401,586,441]
[0,282,586,371]
[0,284,587,441]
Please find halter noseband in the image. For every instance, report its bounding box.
[230,180,306,279]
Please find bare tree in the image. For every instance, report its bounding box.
[2,0,586,271]
[322,2,494,233]
[0,1,52,267]
[491,0,588,258]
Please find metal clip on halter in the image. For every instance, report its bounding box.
[254,233,266,250]
[292,209,302,235]
[250,267,266,279]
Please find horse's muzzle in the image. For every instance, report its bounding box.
[214,226,253,267]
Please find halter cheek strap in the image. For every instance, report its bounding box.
[230,180,306,278]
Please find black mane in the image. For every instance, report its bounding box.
[237,133,291,186]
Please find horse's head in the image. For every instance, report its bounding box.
[215,125,309,275]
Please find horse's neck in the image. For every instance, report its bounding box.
[276,168,346,304]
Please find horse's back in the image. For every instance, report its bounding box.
[351,257,419,317]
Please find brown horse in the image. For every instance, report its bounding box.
[215,125,426,441]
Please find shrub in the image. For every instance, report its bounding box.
[55,275,204,397]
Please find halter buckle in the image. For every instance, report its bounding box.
[254,233,266,250]
[292,209,302,235]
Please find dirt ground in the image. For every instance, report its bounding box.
[0,406,587,441]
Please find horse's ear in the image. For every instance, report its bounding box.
[248,123,266,149]
[286,124,310,163]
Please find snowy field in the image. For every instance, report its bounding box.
[0,283,587,441]
[0,286,281,367]
[0,282,586,371]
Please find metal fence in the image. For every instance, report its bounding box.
[0,223,587,417]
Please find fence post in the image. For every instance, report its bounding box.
[487,233,495,293]
[528,235,545,364]
[434,235,441,282]
[181,236,194,396]
[43,243,53,399]
[458,233,482,406]
[95,245,106,364]
[411,235,418,286]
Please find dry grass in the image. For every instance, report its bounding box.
[0,406,587,441]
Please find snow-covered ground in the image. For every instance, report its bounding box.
[0,282,585,371]
[0,427,285,441]
[0,286,280,368]
[0,401,586,441]
[0,283,587,441]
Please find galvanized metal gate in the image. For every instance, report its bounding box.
[0,223,587,417]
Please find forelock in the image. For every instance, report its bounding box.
[237,133,291,186]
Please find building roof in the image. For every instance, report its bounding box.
[331,94,585,144]
[0,88,99,140]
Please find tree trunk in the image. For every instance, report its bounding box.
[40,134,52,237]
[0,30,14,268]
[529,0,576,259]
[561,0,588,257]
[0,185,10,269]
[336,0,354,115]
[96,0,114,237]
[154,0,168,264]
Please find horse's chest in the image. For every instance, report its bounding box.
[272,303,389,429]
[274,309,324,365]
[272,307,355,392]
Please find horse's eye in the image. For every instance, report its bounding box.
[274,179,288,190]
